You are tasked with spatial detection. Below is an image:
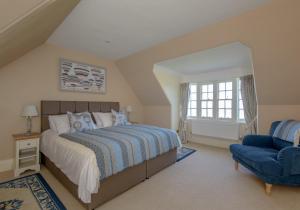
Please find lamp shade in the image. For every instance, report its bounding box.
[22,105,38,117]
[126,105,132,113]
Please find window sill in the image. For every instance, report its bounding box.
[187,117,245,125]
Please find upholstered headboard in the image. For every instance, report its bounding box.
[41,100,119,132]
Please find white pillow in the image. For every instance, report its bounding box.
[92,112,113,128]
[48,114,70,134]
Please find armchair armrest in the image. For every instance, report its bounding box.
[242,135,274,148]
[277,146,300,176]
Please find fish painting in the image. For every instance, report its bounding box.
[60,58,106,93]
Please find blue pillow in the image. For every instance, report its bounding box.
[67,112,96,132]
[111,109,130,126]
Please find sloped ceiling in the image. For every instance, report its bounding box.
[116,0,300,106]
[0,0,45,29]
[48,0,270,59]
[157,42,252,75]
[0,0,80,68]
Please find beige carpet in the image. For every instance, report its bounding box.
[40,144,300,210]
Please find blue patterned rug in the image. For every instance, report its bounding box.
[0,173,66,210]
[177,147,196,162]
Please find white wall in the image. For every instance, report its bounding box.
[190,119,241,140]
[153,65,252,142]
[153,65,181,130]
[183,66,251,142]
[181,66,252,83]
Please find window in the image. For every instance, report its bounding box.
[218,82,232,119]
[200,84,213,118]
[238,80,245,121]
[187,79,245,122]
[188,84,197,117]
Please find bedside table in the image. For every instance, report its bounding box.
[13,133,41,177]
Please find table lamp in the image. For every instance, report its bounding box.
[22,105,38,135]
[126,105,132,121]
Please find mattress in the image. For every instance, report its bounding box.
[41,129,99,203]
[41,125,181,203]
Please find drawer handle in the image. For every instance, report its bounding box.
[27,143,31,146]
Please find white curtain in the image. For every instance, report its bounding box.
[178,83,190,143]
[240,75,257,134]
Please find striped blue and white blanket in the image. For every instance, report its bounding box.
[60,124,181,180]
[273,120,300,143]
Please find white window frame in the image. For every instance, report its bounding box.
[199,83,214,119]
[187,83,198,118]
[237,79,245,122]
[217,80,236,121]
[187,79,243,122]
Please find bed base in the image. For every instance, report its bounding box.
[41,148,177,210]
[146,148,177,178]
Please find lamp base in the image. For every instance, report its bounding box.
[24,131,33,136]
[26,117,32,135]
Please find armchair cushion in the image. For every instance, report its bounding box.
[242,135,274,148]
[230,144,282,176]
[277,146,300,176]
[273,137,293,150]
[269,121,282,136]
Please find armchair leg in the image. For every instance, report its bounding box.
[265,183,272,195]
[235,161,239,170]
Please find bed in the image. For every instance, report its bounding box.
[40,100,180,210]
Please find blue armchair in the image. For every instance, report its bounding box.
[230,121,300,194]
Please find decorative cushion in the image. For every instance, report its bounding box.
[67,112,96,132]
[48,114,70,134]
[273,120,300,144]
[92,112,113,128]
[111,109,129,126]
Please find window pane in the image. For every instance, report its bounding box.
[219,83,225,91]
[219,100,225,108]
[202,93,208,100]
[219,109,225,118]
[225,109,232,118]
[239,92,242,99]
[239,110,245,120]
[207,101,213,108]
[190,84,197,92]
[208,92,213,100]
[225,100,232,108]
[191,101,197,108]
[201,109,207,117]
[226,82,232,90]
[225,91,232,99]
[202,85,207,92]
[208,84,213,92]
[207,109,213,117]
[239,100,244,109]
[191,109,197,117]
[219,91,225,99]
[202,101,207,108]
[190,93,197,100]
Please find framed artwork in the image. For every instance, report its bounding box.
[60,58,106,94]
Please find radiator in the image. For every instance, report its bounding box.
[190,119,241,140]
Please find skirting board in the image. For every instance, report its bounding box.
[0,159,14,172]
[189,135,239,149]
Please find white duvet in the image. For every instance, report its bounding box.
[41,130,100,203]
